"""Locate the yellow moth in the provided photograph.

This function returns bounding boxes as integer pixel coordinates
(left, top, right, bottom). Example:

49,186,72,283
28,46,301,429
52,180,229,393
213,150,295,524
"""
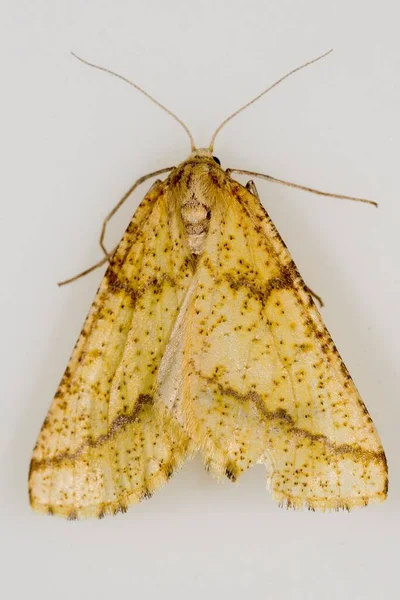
29,51,387,519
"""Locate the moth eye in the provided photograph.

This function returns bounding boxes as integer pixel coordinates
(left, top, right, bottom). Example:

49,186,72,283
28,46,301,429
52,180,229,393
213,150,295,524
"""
212,156,221,166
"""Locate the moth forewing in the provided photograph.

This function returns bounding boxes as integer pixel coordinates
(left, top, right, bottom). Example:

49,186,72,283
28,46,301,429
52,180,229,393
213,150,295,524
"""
29,178,195,518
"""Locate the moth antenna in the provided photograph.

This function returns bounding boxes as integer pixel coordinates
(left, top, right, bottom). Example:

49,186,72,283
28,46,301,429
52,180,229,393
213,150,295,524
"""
208,49,333,152
71,52,196,151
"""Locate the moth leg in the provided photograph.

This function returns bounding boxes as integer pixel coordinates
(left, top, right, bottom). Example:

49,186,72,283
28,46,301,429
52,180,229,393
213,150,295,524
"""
57,245,118,286
246,179,260,200
148,179,163,193
58,170,173,286
304,285,324,308
99,167,174,258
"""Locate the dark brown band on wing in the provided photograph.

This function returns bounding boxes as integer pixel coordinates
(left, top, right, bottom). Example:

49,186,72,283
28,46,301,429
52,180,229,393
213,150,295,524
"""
30,394,153,471
200,376,386,465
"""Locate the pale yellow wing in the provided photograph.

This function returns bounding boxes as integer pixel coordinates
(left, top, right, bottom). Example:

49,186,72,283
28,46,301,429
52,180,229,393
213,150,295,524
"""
29,180,194,519
158,176,387,510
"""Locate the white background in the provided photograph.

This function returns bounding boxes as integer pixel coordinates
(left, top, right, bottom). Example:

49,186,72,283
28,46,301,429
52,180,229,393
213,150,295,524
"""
1,1,399,599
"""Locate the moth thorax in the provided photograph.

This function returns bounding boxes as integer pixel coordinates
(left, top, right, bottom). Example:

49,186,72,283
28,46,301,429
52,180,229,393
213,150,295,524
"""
181,198,211,254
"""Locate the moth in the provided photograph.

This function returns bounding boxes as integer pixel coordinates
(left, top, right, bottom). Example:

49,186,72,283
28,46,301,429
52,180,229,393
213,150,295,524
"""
29,51,388,519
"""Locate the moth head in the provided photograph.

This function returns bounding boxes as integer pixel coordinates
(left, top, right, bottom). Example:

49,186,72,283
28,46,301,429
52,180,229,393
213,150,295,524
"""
190,147,222,167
